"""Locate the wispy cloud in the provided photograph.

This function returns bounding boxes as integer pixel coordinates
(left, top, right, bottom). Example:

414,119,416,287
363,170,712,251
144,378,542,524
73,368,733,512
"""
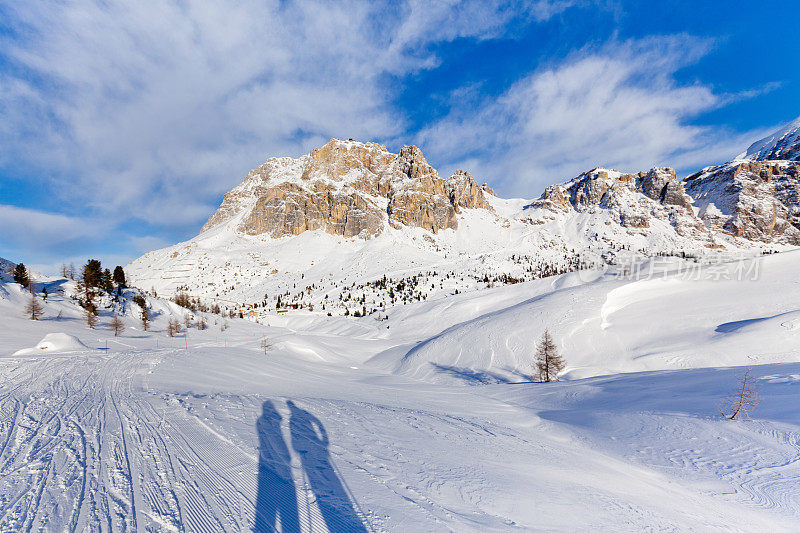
0,0,573,235
0,205,101,248
417,36,778,197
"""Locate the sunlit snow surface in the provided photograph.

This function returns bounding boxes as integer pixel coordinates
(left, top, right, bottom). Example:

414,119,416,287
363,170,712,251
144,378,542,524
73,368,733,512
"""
0,252,800,530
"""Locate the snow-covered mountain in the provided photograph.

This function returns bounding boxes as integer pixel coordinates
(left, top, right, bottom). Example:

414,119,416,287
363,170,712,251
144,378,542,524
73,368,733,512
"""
0,257,14,281
128,137,797,316
740,115,800,162
686,159,800,245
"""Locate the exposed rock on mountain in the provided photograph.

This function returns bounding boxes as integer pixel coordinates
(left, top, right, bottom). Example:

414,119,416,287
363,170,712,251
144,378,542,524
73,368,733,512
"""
528,166,714,243
129,129,800,318
741,116,800,162
685,160,800,245
201,139,492,238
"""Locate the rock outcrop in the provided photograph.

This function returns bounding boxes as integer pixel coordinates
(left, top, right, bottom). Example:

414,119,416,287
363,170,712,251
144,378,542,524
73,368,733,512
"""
528,166,710,239
685,160,800,245
202,139,493,238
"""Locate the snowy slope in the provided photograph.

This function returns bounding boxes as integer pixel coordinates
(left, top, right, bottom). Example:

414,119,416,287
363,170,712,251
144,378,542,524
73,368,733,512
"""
372,251,800,383
740,115,800,161
0,256,14,281
4,252,800,529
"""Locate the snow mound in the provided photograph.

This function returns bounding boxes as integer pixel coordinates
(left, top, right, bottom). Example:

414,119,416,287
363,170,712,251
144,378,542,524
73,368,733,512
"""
13,333,89,356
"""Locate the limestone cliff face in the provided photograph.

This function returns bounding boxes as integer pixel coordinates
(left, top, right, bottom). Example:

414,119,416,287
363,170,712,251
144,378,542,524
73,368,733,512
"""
201,139,493,238
685,160,800,245
528,166,713,242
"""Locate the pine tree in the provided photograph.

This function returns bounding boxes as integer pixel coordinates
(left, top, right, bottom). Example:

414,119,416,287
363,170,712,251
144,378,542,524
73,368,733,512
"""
25,295,44,320
13,263,29,287
101,268,114,293
109,314,125,336
82,259,103,288
112,266,126,287
141,306,150,331
534,329,565,382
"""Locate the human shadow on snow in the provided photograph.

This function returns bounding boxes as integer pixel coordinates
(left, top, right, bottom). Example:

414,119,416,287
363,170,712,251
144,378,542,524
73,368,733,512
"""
254,401,300,532
254,400,367,532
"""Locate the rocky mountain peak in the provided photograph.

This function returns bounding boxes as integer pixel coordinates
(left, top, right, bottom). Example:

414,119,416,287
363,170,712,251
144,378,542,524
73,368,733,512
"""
398,144,436,180
685,159,800,245
200,139,493,239
528,165,711,243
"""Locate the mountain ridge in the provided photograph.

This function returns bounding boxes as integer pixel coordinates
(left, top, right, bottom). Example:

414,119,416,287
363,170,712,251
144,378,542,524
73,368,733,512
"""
128,120,800,316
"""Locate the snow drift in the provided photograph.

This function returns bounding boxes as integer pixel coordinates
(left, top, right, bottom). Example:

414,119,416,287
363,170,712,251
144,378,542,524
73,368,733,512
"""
13,333,88,356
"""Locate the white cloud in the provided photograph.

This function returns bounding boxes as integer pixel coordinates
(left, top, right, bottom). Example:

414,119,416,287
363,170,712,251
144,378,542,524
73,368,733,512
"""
417,36,776,197
0,0,571,234
0,205,101,248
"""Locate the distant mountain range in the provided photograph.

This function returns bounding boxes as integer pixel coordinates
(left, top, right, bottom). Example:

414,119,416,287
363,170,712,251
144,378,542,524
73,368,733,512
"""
128,117,800,316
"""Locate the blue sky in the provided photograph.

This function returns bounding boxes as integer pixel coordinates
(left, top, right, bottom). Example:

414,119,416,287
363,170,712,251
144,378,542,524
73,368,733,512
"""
0,0,798,272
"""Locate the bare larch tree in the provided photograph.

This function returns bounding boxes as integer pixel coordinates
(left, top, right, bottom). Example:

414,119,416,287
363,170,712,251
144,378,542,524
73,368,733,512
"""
25,295,44,320
84,307,98,329
167,317,181,337
260,337,272,355
534,329,565,382
721,367,759,420
109,314,125,336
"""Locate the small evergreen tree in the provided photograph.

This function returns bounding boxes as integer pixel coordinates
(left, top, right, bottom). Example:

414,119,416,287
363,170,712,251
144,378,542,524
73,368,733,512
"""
13,263,29,287
533,329,565,382
132,292,147,309
101,268,114,293
141,306,150,331
112,266,126,287
25,295,44,320
82,259,103,288
110,314,125,336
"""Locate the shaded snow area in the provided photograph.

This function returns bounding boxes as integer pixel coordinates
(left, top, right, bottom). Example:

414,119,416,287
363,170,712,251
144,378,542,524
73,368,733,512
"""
1,252,800,530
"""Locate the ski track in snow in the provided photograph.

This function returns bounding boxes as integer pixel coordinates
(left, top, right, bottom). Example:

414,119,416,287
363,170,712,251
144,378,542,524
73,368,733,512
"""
4,252,800,530
0,349,259,531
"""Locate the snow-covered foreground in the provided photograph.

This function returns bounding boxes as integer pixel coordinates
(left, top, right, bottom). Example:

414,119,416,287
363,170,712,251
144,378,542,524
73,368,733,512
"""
1,252,800,530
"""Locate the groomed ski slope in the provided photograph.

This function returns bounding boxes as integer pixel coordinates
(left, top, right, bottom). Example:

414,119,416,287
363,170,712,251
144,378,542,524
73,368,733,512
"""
0,252,800,530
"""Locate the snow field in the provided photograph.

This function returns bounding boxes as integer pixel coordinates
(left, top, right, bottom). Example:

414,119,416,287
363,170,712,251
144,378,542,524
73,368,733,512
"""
0,252,800,529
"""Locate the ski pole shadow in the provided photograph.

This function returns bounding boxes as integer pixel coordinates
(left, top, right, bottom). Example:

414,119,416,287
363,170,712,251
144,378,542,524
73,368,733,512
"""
287,400,368,532
255,401,300,533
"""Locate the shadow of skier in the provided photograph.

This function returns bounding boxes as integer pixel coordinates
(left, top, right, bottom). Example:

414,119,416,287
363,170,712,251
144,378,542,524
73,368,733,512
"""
254,401,300,532
287,400,368,532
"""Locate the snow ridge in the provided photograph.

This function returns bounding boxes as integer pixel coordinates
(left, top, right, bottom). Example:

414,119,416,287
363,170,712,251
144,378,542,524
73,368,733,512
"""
741,115,800,162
